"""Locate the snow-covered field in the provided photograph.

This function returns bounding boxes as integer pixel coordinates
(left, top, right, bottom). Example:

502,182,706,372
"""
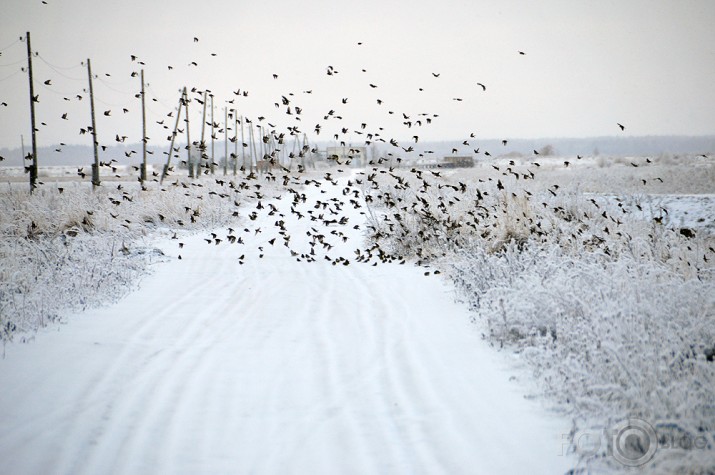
1,155,714,474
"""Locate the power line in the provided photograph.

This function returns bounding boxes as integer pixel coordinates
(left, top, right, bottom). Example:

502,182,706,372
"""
0,68,22,83
37,82,85,98
0,38,22,53
34,53,85,81
0,58,26,68
146,83,175,110
35,52,83,71
94,96,134,108
94,76,137,95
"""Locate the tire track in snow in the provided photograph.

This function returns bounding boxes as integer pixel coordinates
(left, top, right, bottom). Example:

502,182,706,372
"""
64,250,243,475
6,248,227,475
0,174,577,475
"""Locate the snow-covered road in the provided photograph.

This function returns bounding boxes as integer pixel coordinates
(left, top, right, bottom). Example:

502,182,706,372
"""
0,173,576,474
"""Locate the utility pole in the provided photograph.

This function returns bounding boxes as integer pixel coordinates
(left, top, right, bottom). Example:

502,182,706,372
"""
20,135,26,166
87,58,100,189
258,125,265,174
140,69,147,183
303,133,310,169
223,106,228,176
239,115,246,174
210,94,215,175
249,122,258,175
199,91,207,178
160,87,186,184
233,112,238,176
185,89,192,178
25,32,38,193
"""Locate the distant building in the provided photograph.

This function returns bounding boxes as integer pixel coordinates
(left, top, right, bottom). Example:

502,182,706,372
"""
325,146,367,166
442,156,474,168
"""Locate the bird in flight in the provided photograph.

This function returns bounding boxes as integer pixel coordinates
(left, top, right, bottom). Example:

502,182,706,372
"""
617,123,625,131
477,83,486,91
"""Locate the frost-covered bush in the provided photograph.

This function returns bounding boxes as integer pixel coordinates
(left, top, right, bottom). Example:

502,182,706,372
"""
0,172,288,348
364,168,715,473
0,232,158,350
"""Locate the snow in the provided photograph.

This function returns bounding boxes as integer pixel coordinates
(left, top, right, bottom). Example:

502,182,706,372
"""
362,165,715,473
0,172,577,475
3,153,714,474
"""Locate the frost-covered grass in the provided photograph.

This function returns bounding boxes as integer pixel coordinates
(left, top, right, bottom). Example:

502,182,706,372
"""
362,161,715,473
2,157,713,472
0,173,288,351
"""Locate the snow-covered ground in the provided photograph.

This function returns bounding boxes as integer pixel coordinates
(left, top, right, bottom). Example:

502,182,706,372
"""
361,164,715,473
2,155,714,474
0,172,577,474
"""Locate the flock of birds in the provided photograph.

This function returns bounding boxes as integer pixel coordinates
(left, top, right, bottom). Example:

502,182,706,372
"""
1,31,634,168
3,30,713,272
164,167,456,272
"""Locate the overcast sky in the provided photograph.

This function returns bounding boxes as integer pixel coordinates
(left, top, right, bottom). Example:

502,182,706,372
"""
1,0,714,150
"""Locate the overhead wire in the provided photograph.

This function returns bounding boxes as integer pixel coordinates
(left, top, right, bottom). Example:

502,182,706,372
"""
0,37,22,53
94,75,138,96
35,52,83,70
0,68,23,83
0,58,27,68
35,53,85,81
146,83,176,110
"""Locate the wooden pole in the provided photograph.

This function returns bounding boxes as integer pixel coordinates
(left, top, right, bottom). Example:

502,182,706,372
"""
210,94,215,175
199,91,207,177
239,115,246,174
160,87,185,184
303,133,309,169
233,111,238,176
289,135,298,171
258,125,265,174
185,90,192,178
140,69,147,183
87,58,100,189
269,133,277,168
249,122,258,174
26,32,38,193
223,106,228,176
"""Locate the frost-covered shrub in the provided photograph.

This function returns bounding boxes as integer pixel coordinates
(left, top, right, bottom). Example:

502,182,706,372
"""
364,168,715,473
0,172,289,348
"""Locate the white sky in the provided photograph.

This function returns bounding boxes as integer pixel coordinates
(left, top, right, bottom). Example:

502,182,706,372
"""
1,0,714,149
